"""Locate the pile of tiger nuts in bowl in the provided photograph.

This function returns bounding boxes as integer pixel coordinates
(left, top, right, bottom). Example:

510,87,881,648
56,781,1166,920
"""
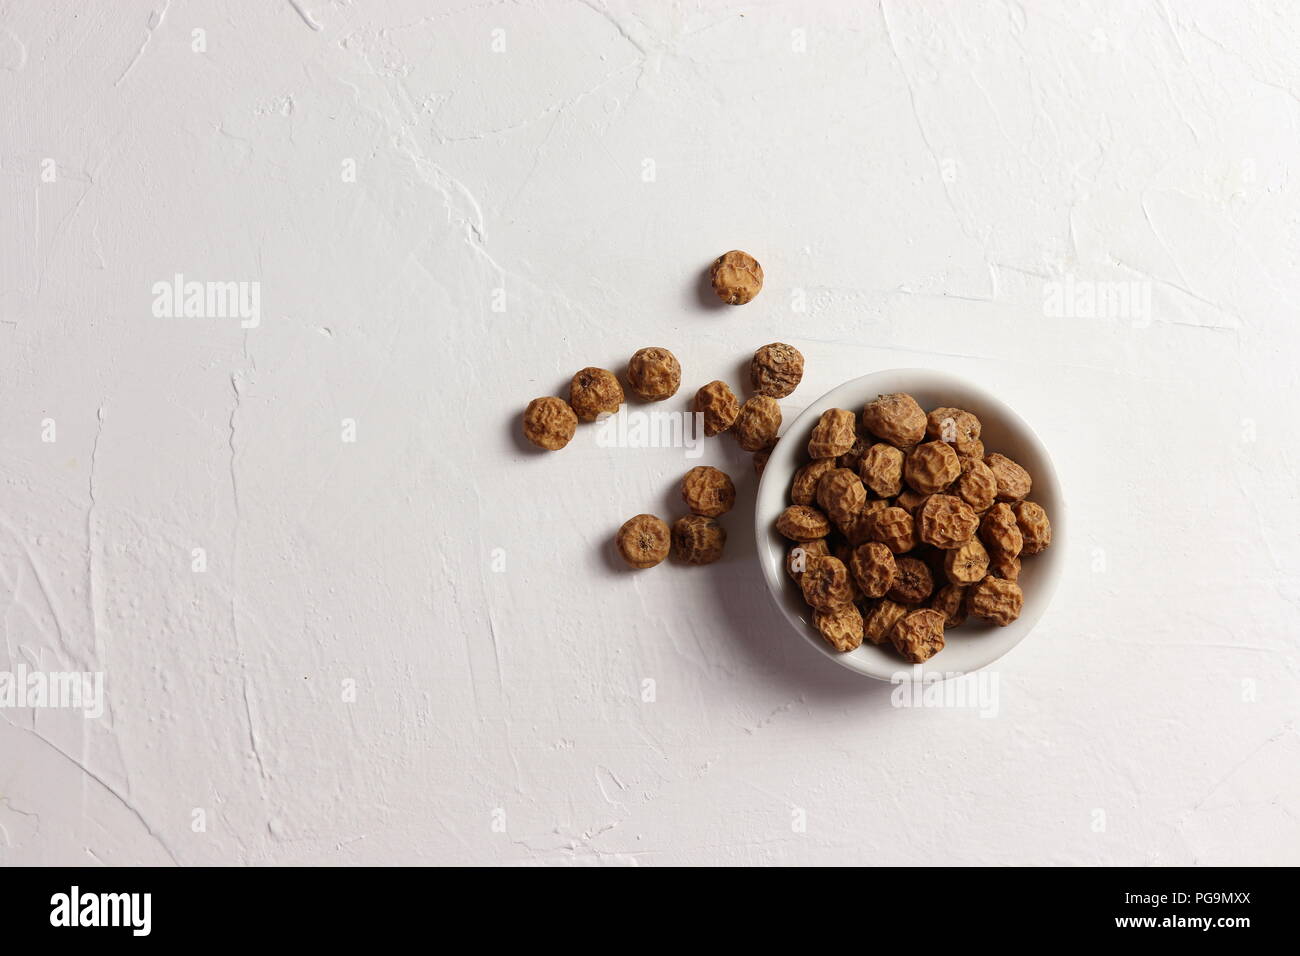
777,392,1052,664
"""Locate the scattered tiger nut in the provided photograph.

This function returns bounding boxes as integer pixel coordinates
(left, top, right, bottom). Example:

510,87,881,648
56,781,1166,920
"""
895,489,929,514
616,514,671,569
956,457,997,513
925,407,982,456
979,502,1023,557
815,468,867,527
862,393,926,447
837,434,870,472
786,539,830,582
887,556,934,605
681,466,735,517
869,506,918,554
944,537,990,585
672,515,726,565
776,505,831,541
522,396,578,450
863,598,909,645
860,443,904,498
1013,501,1052,555
850,542,897,599
750,343,804,398
990,552,1021,582
709,250,763,305
692,380,740,437
799,555,854,610
626,347,681,401
813,602,864,653
807,408,857,458
733,395,781,452
791,458,837,506
930,584,968,628
985,453,1032,501
904,440,961,495
969,575,1024,626
889,608,947,663
569,367,624,422
917,494,979,549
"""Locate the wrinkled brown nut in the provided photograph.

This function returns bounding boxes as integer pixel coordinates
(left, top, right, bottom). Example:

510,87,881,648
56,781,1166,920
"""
926,407,982,456
692,380,740,437
895,489,929,514
1013,501,1051,555
616,514,671,569
523,397,578,450
990,552,1021,581
904,440,961,495
626,347,681,401
969,575,1023,626
753,447,771,477
931,584,968,628
917,494,979,549
862,393,926,448
569,367,624,422
750,343,804,398
791,458,837,506
838,434,870,472
832,542,865,602
957,439,985,460
776,505,831,541
956,457,997,513
889,609,946,663
887,556,934,605
814,602,864,653
799,555,854,610
709,250,763,305
860,443,904,497
869,506,918,554
944,536,990,585
985,453,1032,501
733,396,781,452
979,502,1023,557
681,466,735,517
838,499,884,546
807,408,857,458
850,542,897,599
815,468,867,526
863,598,909,645
786,539,829,581
672,515,726,565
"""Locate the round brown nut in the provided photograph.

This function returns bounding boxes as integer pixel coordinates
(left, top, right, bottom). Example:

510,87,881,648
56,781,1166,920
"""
681,466,735,517
1013,501,1052,555
799,555,853,610
895,489,929,514
786,539,830,582
862,393,926,448
944,536,990,585
709,250,763,305
969,575,1024,626
692,380,740,437
815,468,867,527
957,439,985,460
837,501,883,547
750,343,804,398
832,542,865,603
849,542,897,599
863,598,908,645
626,347,680,401
616,514,671,569
859,443,904,497
904,440,961,495
813,602,864,653
869,506,918,554
985,453,1032,501
979,502,1023,557
890,608,946,663
956,457,997,513
752,448,771,477
776,505,831,541
930,584,968,628
672,515,726,565
791,458,836,506
733,395,781,452
838,434,870,472
917,494,979,549
522,397,578,450
569,367,624,422
887,556,934,605
990,551,1021,581
807,408,857,459
925,407,982,456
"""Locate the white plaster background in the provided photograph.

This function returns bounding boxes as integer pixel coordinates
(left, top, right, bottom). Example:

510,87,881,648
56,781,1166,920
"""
1,0,1298,866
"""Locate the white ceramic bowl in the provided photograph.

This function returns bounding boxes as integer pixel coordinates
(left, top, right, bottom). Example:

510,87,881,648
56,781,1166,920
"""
754,369,1066,681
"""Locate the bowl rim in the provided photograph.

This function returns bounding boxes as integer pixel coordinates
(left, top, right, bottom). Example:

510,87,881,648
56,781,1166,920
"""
753,368,1066,682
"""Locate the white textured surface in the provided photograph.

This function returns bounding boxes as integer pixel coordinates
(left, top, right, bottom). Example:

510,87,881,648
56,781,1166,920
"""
2,0,1298,866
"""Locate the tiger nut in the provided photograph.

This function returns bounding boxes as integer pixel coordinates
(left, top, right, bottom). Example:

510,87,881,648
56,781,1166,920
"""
672,515,726,565
904,440,961,495
733,396,781,452
889,608,946,663
750,343,804,398
753,447,771,477
985,453,1032,501
616,514,671,569
849,542,897,599
887,556,934,605
895,489,929,514
944,537,990,585
869,506,918,554
863,599,909,645
799,555,854,610
807,408,857,458
956,457,997,513
681,466,735,517
925,406,982,456
522,396,578,450
838,434,870,473
969,575,1024,626
791,458,836,506
862,393,926,448
569,367,624,422
1013,501,1052,555
832,542,865,603
930,584,968,628
859,442,904,497
693,380,740,437
837,502,880,546
979,503,1023,557
957,439,985,460
815,468,867,527
776,505,831,541
990,552,1021,582
709,250,763,305
813,602,864,653
786,539,830,582
917,494,979,549
626,347,681,401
